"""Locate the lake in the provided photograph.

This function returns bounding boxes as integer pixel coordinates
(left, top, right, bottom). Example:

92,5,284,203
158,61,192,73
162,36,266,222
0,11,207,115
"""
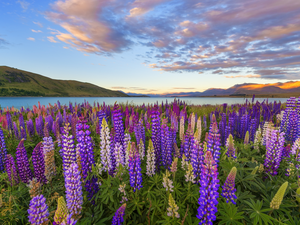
0,96,288,109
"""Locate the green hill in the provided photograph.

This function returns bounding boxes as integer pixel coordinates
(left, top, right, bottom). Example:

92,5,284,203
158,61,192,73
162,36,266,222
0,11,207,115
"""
0,66,128,97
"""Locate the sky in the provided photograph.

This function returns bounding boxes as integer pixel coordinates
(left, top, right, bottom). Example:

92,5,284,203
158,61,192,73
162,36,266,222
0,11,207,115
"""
1,0,300,94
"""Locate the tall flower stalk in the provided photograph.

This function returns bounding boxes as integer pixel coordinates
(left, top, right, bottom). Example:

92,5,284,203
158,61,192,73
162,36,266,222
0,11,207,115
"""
32,142,47,184
128,142,143,192
28,195,49,225
221,167,237,204
15,139,33,183
62,123,76,174
100,118,112,173
5,154,19,186
197,151,219,224
146,140,156,176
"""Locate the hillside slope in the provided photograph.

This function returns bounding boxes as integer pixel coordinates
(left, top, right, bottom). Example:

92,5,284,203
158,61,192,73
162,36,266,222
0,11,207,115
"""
0,66,128,97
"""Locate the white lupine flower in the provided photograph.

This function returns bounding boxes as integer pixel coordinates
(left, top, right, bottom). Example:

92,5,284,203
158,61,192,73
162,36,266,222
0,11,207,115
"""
146,140,156,176
100,118,112,172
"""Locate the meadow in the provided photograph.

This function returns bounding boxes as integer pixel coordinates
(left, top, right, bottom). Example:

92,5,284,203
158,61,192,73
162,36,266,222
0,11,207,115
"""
0,98,299,225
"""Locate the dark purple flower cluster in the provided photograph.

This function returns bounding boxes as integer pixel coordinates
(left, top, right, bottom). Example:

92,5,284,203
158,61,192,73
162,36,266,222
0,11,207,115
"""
128,142,143,192
151,106,161,169
13,122,19,139
161,121,172,168
197,151,219,224
35,115,44,137
5,154,19,186
16,139,33,183
28,194,49,225
0,127,8,172
76,117,98,201
184,128,195,162
26,119,35,137
112,103,125,148
207,122,221,164
264,130,285,176
191,140,204,181
32,142,47,184
19,114,27,140
6,112,13,133
112,203,126,225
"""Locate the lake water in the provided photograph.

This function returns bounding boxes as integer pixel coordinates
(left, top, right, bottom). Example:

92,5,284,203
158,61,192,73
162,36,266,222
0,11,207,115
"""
0,97,288,109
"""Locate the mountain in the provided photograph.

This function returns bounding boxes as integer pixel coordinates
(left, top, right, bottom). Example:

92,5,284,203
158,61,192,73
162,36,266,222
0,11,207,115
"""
0,66,128,97
126,81,300,97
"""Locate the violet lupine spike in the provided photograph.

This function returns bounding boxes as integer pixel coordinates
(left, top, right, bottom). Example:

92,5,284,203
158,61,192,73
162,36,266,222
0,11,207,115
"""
128,142,143,192
19,114,27,140
151,106,161,169
184,129,195,162
197,151,219,224
65,163,83,218
6,112,13,133
112,103,125,149
5,154,19,186
28,194,49,225
97,109,106,135
264,130,285,176
13,122,19,139
191,140,204,182
16,139,33,183
221,167,237,204
32,142,47,184
161,121,172,168
112,203,126,225
26,119,35,137
0,127,8,172
207,122,221,164
62,123,76,174
113,142,125,172
76,117,99,201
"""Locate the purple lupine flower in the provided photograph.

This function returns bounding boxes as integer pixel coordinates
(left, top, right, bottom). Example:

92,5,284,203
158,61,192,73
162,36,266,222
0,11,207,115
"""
112,203,126,225
97,110,106,135
61,214,77,225
197,151,219,224
28,194,49,225
221,167,237,204
161,121,172,168
76,117,98,201
19,114,27,140
26,119,35,137
32,142,47,184
13,122,19,139
62,123,76,174
0,127,8,172
5,154,19,186
191,140,204,182
151,106,161,169
113,142,125,172
65,163,83,218
207,122,221,164
16,139,33,183
184,127,195,162
6,112,13,133
128,142,143,192
112,103,125,149
264,130,285,176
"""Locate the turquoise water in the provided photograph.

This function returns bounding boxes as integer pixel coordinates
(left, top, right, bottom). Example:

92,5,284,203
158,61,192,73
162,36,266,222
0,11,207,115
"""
0,96,288,109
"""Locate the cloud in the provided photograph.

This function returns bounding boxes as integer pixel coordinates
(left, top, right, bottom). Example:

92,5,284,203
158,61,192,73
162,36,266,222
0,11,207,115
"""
33,21,43,27
225,74,261,78
27,37,35,41
0,37,9,49
173,87,196,89
31,29,42,33
63,46,69,49
17,0,29,11
44,0,300,79
47,36,58,43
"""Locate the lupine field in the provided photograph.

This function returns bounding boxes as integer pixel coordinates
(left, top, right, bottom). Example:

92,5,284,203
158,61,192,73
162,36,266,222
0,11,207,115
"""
1,97,300,225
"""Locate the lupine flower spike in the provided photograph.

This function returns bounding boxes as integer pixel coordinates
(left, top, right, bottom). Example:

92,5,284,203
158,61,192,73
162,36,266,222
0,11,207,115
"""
112,203,126,225
162,169,174,192
28,194,49,225
5,154,19,186
221,167,237,204
270,181,288,209
28,178,42,198
146,140,155,177
167,193,180,218
65,163,83,218
54,196,68,225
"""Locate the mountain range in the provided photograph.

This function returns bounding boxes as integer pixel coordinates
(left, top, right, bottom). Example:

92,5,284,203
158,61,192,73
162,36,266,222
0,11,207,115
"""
126,81,300,97
0,66,128,97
